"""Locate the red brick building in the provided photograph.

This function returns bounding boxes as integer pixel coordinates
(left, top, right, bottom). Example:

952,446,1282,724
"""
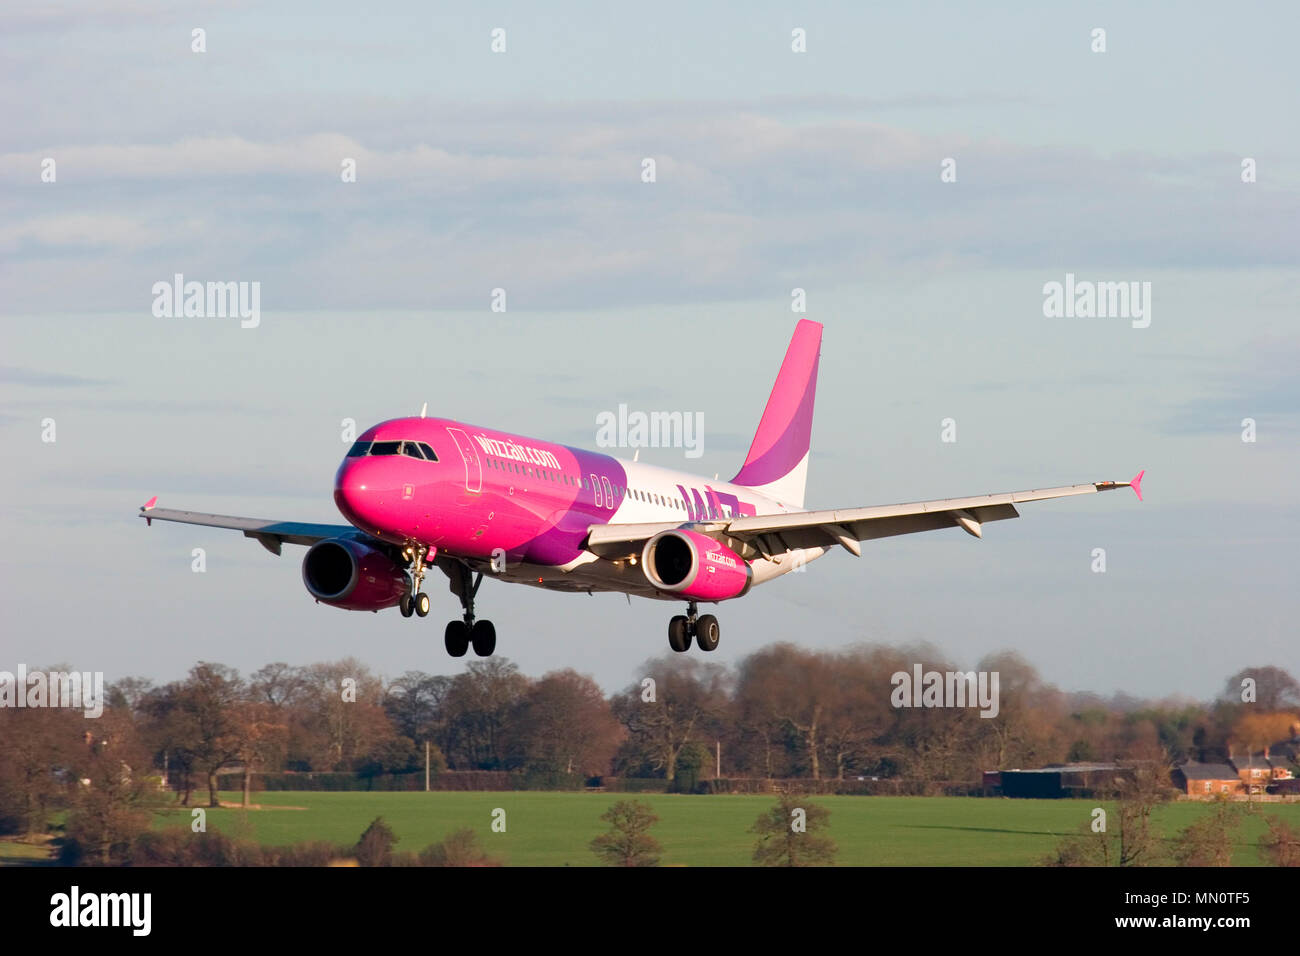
1172,762,1242,797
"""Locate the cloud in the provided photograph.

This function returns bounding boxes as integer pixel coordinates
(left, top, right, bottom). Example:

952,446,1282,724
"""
2,102,1296,315
0,214,158,251
0,365,112,387
0,0,214,33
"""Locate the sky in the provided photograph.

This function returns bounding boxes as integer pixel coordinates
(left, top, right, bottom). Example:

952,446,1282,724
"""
1,1,1296,701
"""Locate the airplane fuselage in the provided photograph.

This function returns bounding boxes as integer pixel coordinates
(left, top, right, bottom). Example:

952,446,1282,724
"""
334,416,809,596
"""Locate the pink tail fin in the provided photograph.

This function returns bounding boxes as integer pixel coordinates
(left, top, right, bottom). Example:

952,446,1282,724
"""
1130,469,1144,501
730,319,822,508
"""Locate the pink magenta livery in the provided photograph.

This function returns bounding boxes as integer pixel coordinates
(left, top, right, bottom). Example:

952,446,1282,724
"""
139,320,1143,657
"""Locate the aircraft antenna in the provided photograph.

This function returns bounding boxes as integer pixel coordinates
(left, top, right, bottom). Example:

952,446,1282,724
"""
420,402,427,418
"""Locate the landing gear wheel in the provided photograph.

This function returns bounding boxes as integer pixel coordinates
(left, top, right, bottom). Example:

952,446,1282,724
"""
442,561,493,656
471,620,496,657
414,592,431,617
668,615,691,652
444,620,469,657
399,594,414,618
694,614,720,651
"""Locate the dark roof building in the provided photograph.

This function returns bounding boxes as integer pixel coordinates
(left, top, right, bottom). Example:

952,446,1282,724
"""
1178,762,1239,780
998,763,1131,798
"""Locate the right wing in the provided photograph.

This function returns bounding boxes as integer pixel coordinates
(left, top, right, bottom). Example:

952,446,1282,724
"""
138,497,357,556
586,472,1144,560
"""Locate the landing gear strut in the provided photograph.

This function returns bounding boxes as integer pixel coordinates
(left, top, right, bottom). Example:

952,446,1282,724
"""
668,601,720,653
401,546,432,618
444,561,496,658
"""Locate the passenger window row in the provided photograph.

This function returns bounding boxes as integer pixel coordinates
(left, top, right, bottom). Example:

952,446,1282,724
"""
478,457,705,515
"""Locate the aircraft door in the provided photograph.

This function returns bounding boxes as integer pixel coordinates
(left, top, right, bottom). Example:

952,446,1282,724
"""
445,427,483,493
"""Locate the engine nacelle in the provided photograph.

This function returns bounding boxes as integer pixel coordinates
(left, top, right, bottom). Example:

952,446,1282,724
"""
641,529,752,602
302,537,409,611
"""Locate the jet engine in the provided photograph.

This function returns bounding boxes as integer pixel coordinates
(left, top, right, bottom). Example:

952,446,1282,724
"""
302,537,410,611
640,529,752,601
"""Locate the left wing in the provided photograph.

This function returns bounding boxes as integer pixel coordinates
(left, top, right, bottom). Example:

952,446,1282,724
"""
138,497,357,556
585,471,1144,561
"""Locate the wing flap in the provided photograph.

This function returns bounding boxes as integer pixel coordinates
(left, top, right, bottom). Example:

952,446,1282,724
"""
724,481,1107,535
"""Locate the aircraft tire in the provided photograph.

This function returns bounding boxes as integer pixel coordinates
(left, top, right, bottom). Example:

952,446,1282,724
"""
445,620,470,657
668,615,691,652
471,620,496,657
694,615,720,651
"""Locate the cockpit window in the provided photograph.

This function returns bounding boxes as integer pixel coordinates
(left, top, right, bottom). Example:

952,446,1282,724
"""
361,439,438,461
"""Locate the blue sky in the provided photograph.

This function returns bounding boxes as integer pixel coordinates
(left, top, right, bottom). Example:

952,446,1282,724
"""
1,1,1296,699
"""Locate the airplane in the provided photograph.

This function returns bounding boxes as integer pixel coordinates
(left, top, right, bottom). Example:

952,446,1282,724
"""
138,319,1143,657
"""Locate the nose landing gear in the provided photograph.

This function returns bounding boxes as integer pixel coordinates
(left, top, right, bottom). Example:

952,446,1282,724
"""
668,601,720,653
399,546,434,618
400,592,432,617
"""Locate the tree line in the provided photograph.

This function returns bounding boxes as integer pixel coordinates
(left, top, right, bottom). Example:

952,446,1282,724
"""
3,644,1298,835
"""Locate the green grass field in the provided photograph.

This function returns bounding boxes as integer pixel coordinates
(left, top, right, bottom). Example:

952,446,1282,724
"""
131,792,1300,866
0,840,56,866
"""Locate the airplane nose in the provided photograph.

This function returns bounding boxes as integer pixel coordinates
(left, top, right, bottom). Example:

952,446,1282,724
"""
334,460,372,525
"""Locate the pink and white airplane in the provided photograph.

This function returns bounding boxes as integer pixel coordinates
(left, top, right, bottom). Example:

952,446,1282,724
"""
139,320,1142,657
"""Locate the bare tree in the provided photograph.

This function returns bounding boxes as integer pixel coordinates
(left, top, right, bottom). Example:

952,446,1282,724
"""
1172,799,1240,867
141,663,244,806
439,659,530,769
510,669,623,776
0,706,82,837
735,645,834,779
1221,666,1300,711
612,657,725,781
231,701,288,807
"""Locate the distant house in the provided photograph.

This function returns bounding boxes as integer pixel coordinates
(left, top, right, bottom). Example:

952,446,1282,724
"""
1267,730,1300,769
1232,752,1273,794
1263,738,1298,781
1173,762,1242,797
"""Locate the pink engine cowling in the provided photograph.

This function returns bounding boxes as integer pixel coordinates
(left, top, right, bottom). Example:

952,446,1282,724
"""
301,537,410,611
641,529,752,601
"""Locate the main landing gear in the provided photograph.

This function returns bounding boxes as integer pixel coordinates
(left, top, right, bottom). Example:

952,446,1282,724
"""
668,601,719,653
443,561,495,658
